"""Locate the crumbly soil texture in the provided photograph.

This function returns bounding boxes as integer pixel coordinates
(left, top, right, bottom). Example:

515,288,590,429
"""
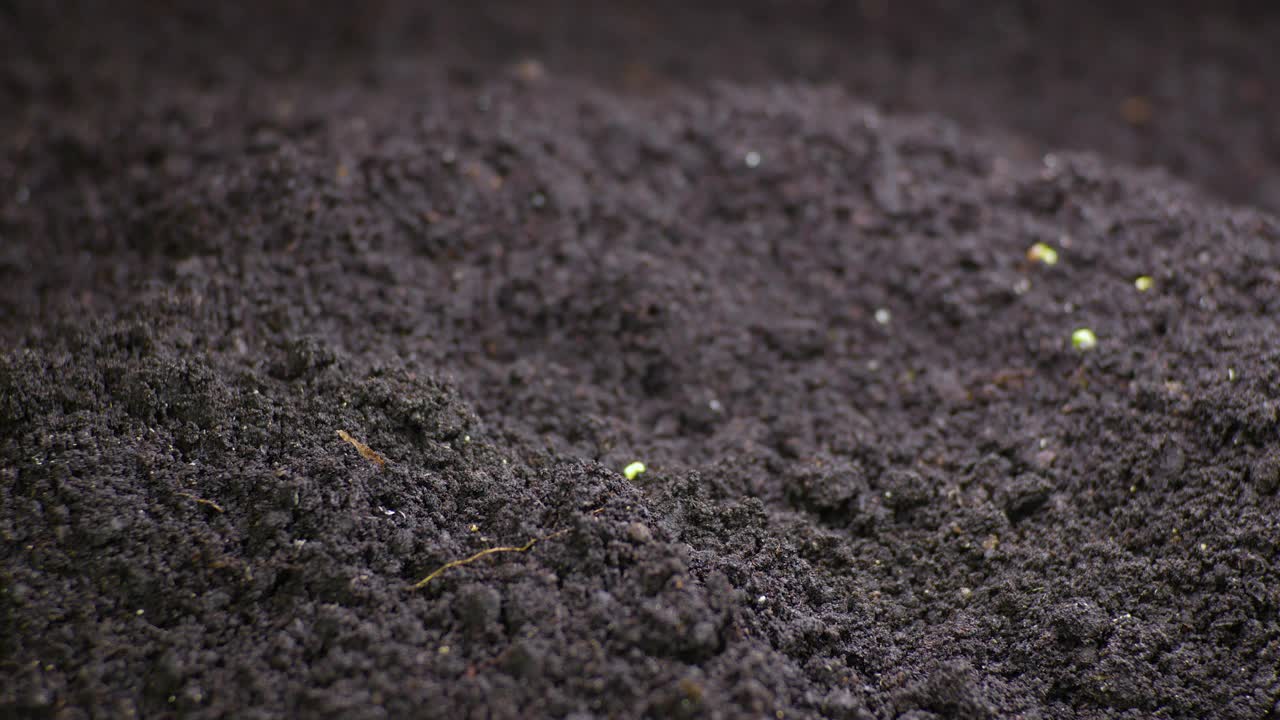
3,2,1280,719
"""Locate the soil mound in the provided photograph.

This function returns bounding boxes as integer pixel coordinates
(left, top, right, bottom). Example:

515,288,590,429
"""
3,3,1279,718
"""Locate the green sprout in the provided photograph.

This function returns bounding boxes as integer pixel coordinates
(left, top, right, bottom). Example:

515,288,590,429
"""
1027,242,1059,266
1071,328,1098,351
623,461,646,480
1134,276,1153,292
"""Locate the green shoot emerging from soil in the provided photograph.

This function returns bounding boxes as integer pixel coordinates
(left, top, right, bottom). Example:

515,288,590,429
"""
1027,242,1059,266
1071,328,1098,351
624,461,646,480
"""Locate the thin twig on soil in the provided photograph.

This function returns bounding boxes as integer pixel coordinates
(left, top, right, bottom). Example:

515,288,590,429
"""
176,492,225,513
337,429,387,468
409,529,570,590
410,508,607,590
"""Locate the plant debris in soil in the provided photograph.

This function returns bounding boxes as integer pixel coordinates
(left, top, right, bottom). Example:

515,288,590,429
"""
3,2,1280,719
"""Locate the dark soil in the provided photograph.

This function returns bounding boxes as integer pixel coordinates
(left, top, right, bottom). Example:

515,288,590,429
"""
3,2,1280,718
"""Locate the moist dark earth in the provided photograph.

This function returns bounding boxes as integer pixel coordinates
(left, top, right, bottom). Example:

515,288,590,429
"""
3,2,1280,718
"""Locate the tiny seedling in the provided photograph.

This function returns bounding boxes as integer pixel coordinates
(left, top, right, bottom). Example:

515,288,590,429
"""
1071,328,1098,351
623,461,646,480
1026,242,1059,266
1134,276,1153,291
